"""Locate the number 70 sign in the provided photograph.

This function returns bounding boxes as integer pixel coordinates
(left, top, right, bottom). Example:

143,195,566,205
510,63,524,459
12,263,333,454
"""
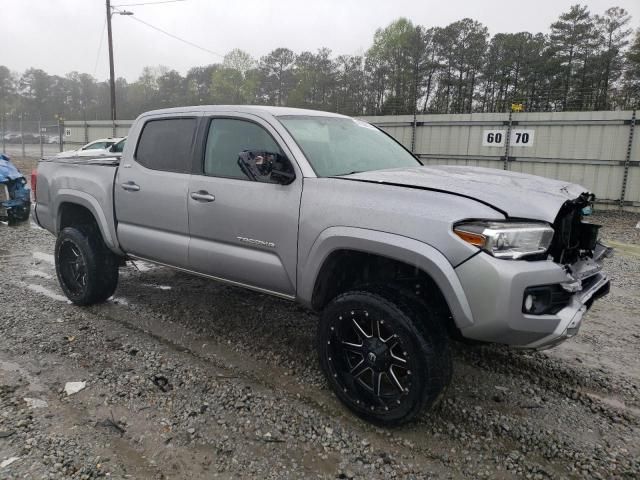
482,129,535,147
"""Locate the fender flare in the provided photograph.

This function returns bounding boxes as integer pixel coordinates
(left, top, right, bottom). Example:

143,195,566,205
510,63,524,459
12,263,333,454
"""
298,226,474,328
54,189,123,255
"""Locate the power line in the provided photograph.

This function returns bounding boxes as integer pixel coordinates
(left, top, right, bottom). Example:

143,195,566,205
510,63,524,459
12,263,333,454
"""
122,13,225,58
112,0,186,6
93,16,108,77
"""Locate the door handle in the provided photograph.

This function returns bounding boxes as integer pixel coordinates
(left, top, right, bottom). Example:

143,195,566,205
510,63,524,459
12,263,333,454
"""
121,181,140,192
190,190,215,202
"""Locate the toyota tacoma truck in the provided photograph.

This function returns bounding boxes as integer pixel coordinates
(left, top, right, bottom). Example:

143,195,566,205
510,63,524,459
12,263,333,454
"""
33,106,612,425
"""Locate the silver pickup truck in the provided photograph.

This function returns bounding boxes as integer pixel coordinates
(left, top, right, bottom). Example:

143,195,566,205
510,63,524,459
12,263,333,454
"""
33,106,611,425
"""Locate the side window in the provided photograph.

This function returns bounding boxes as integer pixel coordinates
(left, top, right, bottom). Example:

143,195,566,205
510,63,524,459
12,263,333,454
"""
112,139,126,153
84,142,107,150
204,118,291,183
136,118,196,173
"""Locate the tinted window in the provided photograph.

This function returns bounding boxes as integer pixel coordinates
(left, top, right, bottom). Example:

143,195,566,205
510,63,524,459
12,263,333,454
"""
112,139,126,153
84,141,109,150
136,118,196,172
204,118,283,180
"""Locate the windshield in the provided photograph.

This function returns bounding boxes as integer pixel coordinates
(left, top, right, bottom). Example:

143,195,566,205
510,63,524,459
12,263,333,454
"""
112,138,126,153
278,116,420,177
83,141,113,150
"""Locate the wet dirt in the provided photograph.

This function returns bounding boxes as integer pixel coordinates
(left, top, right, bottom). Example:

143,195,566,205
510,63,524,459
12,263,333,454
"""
0,212,638,479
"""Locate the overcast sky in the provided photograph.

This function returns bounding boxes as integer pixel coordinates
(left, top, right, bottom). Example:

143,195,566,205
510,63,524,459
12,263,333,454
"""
2,0,639,81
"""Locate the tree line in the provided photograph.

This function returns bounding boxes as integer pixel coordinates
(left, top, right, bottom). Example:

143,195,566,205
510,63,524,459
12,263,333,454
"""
1,4,640,123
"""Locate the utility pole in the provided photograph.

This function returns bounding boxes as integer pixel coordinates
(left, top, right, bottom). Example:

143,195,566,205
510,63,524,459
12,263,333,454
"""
106,0,117,131
20,114,25,158
1,111,5,154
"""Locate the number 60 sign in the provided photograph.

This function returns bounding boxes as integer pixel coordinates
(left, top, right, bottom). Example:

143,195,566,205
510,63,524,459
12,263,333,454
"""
482,129,535,147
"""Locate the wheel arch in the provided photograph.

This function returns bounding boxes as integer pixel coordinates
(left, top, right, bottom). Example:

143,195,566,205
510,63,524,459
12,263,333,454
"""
298,227,474,329
54,190,122,255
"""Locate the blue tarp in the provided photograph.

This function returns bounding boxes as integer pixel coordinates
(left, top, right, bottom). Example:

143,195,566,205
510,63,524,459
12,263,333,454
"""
0,154,25,181
0,154,31,222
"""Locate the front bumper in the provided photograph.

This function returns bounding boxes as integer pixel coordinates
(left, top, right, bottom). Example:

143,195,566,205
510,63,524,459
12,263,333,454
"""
455,244,611,349
521,273,609,349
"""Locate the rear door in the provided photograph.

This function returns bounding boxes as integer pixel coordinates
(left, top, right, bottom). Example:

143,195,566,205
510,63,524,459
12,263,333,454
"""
187,114,302,297
115,116,198,268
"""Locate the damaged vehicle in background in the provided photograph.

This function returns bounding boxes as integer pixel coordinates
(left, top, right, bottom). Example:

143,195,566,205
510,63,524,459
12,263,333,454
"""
33,106,612,425
0,154,31,225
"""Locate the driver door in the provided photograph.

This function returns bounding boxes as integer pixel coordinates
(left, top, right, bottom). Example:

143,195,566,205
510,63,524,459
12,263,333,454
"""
187,115,302,297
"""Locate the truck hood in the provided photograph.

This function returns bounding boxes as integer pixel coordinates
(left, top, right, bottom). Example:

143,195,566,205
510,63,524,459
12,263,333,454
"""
346,165,588,222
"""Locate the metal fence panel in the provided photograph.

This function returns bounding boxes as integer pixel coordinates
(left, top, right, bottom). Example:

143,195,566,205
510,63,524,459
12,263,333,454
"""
626,165,640,207
362,110,639,212
511,111,630,162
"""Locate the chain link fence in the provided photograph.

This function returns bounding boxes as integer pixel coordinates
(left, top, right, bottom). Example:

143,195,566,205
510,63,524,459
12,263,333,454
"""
1,116,63,159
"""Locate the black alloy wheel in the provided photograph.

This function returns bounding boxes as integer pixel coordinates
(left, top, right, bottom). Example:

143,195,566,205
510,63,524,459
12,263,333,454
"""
58,239,88,295
55,225,119,305
318,289,451,426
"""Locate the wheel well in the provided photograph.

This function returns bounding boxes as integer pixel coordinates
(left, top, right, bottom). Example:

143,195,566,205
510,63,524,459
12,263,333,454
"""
58,202,98,232
311,250,452,318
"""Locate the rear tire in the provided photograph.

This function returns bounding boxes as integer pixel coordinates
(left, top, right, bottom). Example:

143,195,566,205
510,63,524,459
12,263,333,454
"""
55,225,119,305
317,288,451,426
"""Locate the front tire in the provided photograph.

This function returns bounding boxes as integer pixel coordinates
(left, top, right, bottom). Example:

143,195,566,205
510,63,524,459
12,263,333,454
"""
317,289,451,426
55,225,119,305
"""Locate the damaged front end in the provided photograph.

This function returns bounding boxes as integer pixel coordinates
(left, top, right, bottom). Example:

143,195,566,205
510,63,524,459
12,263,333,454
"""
521,192,612,349
549,192,613,289
548,192,611,265
0,154,31,225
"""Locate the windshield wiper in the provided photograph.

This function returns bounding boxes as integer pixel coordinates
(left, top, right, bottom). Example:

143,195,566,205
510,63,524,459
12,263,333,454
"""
335,171,362,176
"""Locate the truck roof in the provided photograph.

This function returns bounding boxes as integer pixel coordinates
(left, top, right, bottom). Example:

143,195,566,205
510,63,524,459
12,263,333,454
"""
137,105,350,120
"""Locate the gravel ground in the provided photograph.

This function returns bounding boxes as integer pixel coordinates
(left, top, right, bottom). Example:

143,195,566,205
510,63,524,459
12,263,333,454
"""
0,211,638,479
592,210,640,245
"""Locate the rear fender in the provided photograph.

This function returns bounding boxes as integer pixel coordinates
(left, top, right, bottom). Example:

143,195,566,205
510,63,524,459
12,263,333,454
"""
54,190,123,255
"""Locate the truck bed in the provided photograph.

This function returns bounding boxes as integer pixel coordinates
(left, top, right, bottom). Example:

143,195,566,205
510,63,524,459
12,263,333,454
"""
34,155,122,253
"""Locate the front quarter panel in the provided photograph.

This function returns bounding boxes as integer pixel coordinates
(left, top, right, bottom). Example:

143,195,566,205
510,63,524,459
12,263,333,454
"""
297,178,507,327
298,178,504,268
298,226,475,327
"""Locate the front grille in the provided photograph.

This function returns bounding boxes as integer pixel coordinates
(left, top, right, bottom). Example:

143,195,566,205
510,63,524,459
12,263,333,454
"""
581,275,598,292
549,287,573,313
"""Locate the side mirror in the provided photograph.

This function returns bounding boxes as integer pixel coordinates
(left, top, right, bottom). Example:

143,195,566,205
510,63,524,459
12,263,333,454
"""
237,150,295,185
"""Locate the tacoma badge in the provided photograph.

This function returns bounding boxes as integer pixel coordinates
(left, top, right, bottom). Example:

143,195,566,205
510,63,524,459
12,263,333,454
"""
236,236,276,248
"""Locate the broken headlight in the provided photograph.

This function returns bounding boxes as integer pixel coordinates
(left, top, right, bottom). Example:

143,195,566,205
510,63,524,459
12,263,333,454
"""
454,221,554,260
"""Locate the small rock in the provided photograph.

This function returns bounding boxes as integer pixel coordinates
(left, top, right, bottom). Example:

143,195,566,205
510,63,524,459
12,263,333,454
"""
64,381,86,396
24,397,48,409
0,457,20,468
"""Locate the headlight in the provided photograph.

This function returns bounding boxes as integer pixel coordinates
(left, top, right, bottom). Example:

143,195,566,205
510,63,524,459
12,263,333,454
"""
454,221,554,260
